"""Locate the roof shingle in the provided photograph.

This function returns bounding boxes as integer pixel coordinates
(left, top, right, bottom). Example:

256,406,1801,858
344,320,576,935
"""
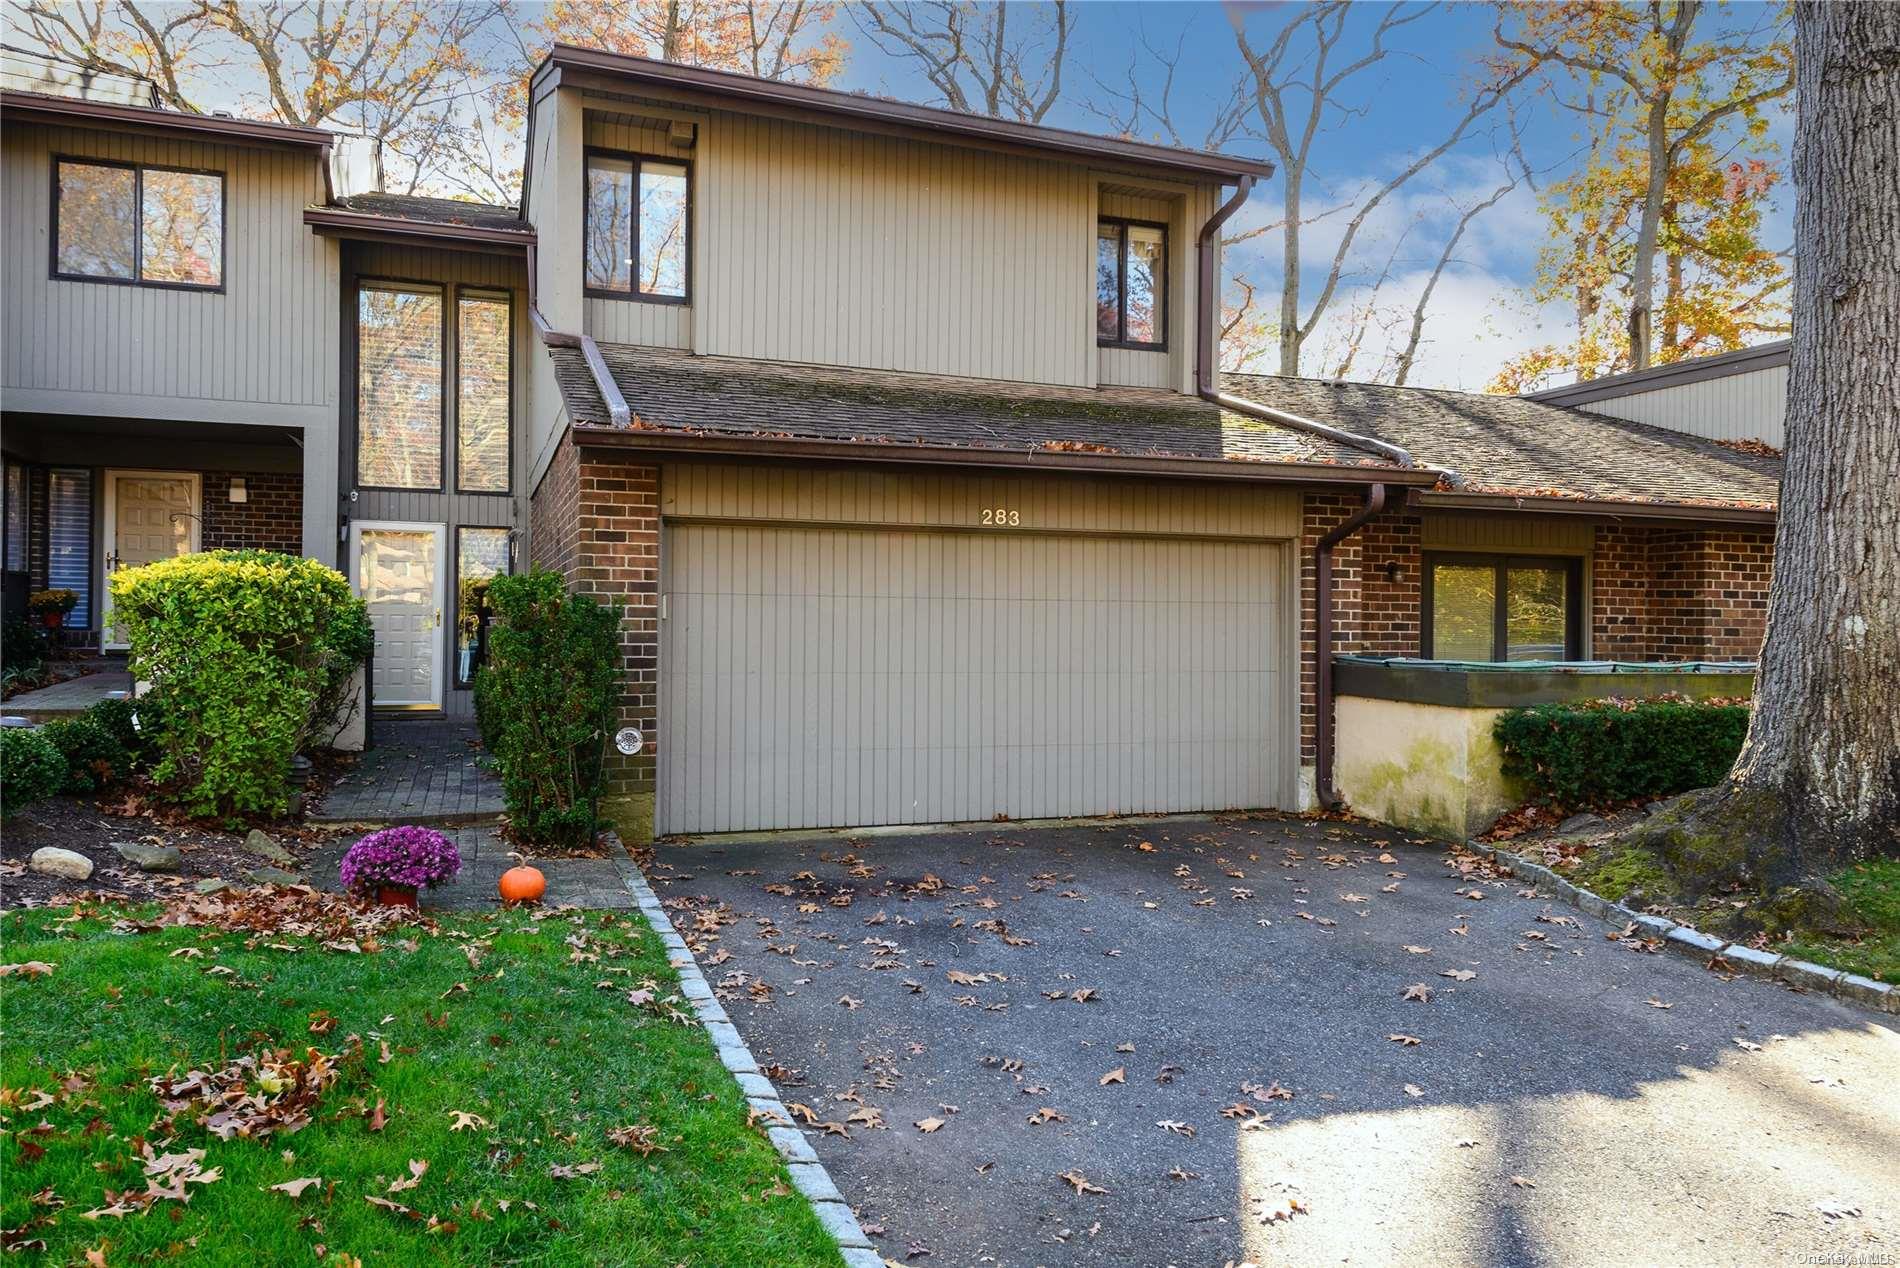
1224,372,1781,509
328,192,525,234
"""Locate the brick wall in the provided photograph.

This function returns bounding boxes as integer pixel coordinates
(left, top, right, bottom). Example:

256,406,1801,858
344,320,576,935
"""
200,471,301,553
529,438,659,800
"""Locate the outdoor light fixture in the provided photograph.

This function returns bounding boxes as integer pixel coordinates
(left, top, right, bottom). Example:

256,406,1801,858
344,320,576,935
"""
228,476,247,503
614,727,644,756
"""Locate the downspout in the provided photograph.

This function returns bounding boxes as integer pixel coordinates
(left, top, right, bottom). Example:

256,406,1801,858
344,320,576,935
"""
1314,483,1385,810
526,241,632,427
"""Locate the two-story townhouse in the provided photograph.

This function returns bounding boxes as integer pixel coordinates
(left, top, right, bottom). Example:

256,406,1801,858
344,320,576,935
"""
2,48,1784,842
511,47,1782,841
2,76,535,720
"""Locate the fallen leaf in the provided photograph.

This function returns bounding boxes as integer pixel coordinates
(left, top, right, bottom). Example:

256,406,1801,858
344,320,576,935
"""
548,1162,602,1180
1155,1120,1195,1137
914,1117,944,1134
1645,998,1674,1010
1510,1175,1536,1189
837,995,863,1010
1058,1169,1107,1196
447,1110,490,1132
1403,1083,1424,1098
1168,1167,1199,1181
387,1160,428,1194
1099,1067,1126,1086
267,1178,322,1199
1402,983,1434,1002
0,962,55,978
1402,945,1431,955
1733,1038,1763,1052
1387,1034,1421,1047
1440,969,1476,982
367,1098,388,1132
1026,1107,1066,1126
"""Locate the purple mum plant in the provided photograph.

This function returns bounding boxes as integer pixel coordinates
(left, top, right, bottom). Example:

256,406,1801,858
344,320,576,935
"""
339,826,462,895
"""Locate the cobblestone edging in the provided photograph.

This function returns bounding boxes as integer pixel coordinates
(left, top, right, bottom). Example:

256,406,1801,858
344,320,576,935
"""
604,836,883,1268
1465,840,1898,1016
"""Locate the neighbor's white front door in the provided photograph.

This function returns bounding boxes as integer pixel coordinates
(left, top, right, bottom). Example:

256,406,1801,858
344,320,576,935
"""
351,521,446,710
103,470,201,648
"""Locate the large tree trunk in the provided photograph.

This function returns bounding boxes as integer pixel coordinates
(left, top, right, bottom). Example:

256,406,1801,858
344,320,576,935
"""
1279,167,1303,376
1723,0,1900,867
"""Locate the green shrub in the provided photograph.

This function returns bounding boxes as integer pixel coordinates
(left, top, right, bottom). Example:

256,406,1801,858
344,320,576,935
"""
3,615,47,680
86,696,161,767
477,570,623,847
1,727,65,817
41,712,131,794
1494,695,1750,808
109,550,371,820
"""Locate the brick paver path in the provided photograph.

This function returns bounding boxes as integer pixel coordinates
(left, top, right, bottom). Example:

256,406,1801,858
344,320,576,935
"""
308,827,638,911
2,671,134,721
310,719,504,826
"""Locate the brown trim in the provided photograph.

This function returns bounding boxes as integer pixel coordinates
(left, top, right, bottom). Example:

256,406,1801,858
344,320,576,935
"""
581,147,692,304
2,90,333,151
1095,216,1168,352
1407,488,1776,525
1525,340,1791,407
51,155,227,292
538,46,1275,183
1420,551,1584,662
453,287,514,497
303,207,533,253
569,422,1433,486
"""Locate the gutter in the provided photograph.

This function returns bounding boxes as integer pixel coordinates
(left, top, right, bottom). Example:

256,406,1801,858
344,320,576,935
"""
1313,484,1387,810
1407,488,1777,526
568,422,1443,487
303,208,534,253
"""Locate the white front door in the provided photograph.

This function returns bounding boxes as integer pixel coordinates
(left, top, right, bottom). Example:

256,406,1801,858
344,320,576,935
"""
351,521,446,710
103,470,201,648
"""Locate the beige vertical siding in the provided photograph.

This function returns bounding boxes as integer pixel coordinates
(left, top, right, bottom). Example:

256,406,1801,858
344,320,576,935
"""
1,122,336,426
660,523,1293,833
662,462,1302,538
692,107,1097,385
1577,365,1787,447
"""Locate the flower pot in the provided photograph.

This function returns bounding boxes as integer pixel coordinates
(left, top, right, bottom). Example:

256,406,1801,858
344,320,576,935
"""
375,884,419,909
39,611,64,629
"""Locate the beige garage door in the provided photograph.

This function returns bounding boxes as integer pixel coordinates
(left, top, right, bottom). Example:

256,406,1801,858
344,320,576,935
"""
659,524,1293,834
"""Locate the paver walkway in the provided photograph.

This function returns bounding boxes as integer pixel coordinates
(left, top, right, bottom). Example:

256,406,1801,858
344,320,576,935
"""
652,814,1899,1268
310,719,504,826
2,671,133,721
309,827,637,910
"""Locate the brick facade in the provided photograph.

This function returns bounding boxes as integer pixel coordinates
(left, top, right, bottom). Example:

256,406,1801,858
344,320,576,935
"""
200,471,302,553
1299,493,1774,788
529,438,659,802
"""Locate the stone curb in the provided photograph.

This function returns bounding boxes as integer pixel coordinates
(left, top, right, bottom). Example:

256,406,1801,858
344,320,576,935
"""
603,834,879,1263
1463,839,1898,1016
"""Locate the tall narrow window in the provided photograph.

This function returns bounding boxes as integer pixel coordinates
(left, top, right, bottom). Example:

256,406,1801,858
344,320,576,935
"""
47,468,92,628
457,291,511,493
3,462,27,572
357,283,444,489
455,526,510,687
585,151,689,301
1095,218,1167,349
55,159,222,288
1423,554,1583,662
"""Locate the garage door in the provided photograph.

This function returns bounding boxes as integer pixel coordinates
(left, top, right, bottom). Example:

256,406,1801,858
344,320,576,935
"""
658,524,1293,834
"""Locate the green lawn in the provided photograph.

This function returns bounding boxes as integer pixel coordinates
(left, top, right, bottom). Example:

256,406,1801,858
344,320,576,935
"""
1783,859,1900,985
0,897,841,1266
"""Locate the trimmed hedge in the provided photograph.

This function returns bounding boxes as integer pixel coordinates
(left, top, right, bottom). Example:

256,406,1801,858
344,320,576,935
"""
109,550,371,820
475,570,623,847
0,728,65,818
1494,695,1750,808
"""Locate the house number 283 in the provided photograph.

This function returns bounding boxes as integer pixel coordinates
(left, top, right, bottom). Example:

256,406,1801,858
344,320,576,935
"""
980,508,1022,526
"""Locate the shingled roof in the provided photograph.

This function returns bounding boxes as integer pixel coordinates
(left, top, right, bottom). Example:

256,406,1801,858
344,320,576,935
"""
552,343,1384,468
546,341,1780,512
1224,372,1781,510
327,192,526,234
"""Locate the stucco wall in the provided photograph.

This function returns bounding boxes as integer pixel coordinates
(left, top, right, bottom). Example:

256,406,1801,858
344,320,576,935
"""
1334,695,1522,839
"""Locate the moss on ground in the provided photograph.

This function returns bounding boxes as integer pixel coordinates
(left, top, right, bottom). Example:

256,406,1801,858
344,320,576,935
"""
1574,843,1676,904
1781,860,1900,983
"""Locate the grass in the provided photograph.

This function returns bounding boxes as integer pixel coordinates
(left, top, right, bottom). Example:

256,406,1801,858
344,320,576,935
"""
0,899,841,1266
1782,859,1900,985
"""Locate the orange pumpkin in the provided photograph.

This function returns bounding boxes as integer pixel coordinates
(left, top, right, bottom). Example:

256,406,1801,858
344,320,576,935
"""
499,865,546,905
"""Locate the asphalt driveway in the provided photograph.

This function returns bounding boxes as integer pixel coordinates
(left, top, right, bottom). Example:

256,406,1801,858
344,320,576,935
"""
650,815,1899,1267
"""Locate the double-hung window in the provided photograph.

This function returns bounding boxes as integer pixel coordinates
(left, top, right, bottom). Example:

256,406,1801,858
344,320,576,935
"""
1423,553,1583,662
54,158,223,289
1096,217,1166,348
584,151,689,301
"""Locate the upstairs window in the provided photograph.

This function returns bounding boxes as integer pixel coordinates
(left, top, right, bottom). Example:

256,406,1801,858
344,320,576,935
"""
357,282,445,490
584,151,689,302
456,291,512,493
1096,217,1166,349
54,158,223,289
1423,553,1583,662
